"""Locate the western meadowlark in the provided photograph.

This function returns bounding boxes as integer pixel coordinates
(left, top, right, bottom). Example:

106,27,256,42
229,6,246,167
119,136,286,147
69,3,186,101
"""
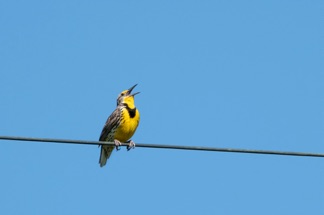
99,84,140,167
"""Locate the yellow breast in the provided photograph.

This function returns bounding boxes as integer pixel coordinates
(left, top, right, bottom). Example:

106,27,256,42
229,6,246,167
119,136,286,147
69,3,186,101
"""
114,108,140,142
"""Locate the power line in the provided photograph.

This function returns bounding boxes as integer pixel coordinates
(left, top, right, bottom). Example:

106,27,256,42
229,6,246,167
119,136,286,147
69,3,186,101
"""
0,135,323,158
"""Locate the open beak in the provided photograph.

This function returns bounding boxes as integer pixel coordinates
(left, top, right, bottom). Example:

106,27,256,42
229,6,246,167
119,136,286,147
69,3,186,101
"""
127,84,140,96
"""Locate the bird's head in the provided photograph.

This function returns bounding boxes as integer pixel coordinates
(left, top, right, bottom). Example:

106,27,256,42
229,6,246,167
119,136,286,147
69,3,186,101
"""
117,84,140,108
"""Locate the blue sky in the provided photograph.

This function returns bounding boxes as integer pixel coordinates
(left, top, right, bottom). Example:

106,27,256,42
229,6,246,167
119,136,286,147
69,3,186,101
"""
0,0,323,214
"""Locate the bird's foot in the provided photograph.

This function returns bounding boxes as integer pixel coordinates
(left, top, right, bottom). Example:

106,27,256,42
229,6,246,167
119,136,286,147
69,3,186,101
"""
114,139,122,151
127,140,136,151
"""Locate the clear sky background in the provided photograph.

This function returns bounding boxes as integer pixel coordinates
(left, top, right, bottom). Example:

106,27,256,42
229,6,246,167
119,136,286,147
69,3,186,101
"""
0,1,323,214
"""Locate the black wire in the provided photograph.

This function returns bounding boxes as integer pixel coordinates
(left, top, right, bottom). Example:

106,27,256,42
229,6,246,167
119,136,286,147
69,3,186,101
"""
0,135,323,158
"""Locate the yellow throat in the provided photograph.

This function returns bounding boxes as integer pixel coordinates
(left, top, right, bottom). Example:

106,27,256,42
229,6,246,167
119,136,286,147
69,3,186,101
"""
114,93,140,142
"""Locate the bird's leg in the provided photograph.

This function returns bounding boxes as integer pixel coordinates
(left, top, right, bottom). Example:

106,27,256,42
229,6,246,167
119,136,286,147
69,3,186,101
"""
126,140,136,151
114,139,122,151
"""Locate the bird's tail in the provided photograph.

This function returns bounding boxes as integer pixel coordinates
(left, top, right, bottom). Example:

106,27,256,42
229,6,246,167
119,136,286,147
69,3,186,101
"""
99,145,114,167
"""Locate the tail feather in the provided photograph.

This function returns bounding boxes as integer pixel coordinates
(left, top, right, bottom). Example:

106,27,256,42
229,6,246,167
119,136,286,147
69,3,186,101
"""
99,145,114,167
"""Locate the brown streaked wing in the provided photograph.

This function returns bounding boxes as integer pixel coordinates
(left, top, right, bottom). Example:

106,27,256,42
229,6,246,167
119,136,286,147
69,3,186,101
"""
99,108,121,141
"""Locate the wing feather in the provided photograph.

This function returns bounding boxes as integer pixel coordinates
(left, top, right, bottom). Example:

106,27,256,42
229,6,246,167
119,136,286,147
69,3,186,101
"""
99,108,121,141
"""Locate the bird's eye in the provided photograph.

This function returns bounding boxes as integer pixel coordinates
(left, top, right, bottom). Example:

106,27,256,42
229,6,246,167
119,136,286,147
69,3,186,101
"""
121,93,125,96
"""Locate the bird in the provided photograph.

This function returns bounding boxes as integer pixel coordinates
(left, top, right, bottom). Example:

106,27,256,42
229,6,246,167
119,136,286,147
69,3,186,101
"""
98,84,140,167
